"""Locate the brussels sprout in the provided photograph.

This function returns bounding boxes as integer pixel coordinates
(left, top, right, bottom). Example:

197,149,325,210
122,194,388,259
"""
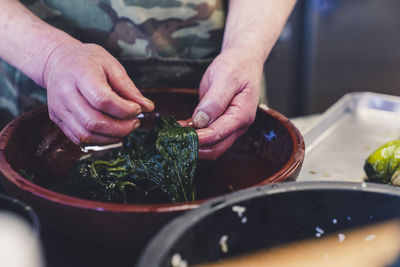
364,139,400,185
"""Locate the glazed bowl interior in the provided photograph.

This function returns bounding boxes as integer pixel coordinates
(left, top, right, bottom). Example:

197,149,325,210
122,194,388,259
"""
138,181,400,267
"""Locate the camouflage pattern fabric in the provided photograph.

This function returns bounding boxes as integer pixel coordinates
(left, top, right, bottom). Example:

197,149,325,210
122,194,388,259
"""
37,0,227,60
0,0,226,128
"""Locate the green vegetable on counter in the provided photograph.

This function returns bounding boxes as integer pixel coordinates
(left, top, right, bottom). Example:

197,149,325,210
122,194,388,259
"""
52,117,199,204
364,139,400,185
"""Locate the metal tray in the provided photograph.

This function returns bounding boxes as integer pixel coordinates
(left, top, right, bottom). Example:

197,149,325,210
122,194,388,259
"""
298,92,400,182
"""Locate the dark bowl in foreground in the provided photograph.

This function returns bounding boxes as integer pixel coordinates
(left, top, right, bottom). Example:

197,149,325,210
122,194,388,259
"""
0,193,39,234
138,181,400,266
0,89,304,251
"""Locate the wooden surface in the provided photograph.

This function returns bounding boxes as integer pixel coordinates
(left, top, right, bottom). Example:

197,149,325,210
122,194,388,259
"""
195,221,400,267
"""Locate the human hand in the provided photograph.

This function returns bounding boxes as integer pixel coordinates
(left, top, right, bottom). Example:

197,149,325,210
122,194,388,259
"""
43,42,154,145
192,48,263,160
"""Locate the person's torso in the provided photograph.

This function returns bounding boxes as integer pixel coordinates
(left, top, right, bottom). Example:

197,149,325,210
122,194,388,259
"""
0,0,227,128
27,0,227,61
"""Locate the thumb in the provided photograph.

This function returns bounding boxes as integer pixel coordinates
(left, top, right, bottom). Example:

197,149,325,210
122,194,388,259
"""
193,74,238,128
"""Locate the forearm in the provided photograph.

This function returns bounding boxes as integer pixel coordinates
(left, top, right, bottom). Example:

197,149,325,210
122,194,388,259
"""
223,0,296,64
0,0,78,87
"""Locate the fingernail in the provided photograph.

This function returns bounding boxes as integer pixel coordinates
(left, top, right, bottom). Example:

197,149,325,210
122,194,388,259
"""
144,98,154,106
193,110,210,128
130,103,142,116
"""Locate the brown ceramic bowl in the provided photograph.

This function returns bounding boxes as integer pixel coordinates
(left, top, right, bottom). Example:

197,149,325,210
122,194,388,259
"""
0,89,304,251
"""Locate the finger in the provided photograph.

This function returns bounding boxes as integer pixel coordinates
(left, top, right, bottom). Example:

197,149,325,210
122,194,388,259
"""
196,103,254,147
50,111,80,145
106,63,155,112
198,128,247,160
177,118,194,127
76,70,143,120
65,85,140,138
50,108,121,145
192,71,241,129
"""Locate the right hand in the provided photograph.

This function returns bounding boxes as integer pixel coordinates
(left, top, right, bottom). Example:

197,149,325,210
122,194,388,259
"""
42,42,154,145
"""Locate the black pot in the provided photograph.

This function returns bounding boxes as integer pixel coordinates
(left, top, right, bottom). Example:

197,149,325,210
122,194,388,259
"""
0,193,40,233
137,181,400,266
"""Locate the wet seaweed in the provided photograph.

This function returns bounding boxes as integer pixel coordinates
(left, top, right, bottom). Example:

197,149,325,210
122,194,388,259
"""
53,117,198,204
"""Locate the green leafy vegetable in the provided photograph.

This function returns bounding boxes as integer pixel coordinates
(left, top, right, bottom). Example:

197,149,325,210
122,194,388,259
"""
18,169,35,182
364,139,400,185
53,117,198,203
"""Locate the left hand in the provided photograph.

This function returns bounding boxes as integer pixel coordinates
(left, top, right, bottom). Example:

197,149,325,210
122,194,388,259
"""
192,47,264,160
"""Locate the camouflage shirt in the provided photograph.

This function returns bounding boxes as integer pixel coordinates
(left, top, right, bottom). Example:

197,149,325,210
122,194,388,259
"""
0,0,226,127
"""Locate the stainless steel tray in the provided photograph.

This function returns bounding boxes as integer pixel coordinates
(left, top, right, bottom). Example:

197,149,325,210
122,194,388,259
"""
298,92,400,182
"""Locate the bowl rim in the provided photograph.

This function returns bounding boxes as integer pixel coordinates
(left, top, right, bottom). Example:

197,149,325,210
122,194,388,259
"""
137,181,400,266
0,89,304,213
0,192,40,235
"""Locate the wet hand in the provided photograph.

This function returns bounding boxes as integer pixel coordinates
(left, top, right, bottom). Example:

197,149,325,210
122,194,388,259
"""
43,42,154,145
193,48,263,160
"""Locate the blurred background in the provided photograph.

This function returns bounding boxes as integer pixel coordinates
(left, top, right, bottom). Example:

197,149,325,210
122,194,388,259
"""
265,0,400,117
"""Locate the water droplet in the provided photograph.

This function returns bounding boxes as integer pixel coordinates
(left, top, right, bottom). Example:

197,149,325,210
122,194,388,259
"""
232,205,246,218
241,217,247,224
171,254,182,267
315,226,325,234
338,233,346,242
347,216,352,221
332,218,338,224
263,130,277,141
365,234,376,242
315,226,324,238
219,235,229,253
